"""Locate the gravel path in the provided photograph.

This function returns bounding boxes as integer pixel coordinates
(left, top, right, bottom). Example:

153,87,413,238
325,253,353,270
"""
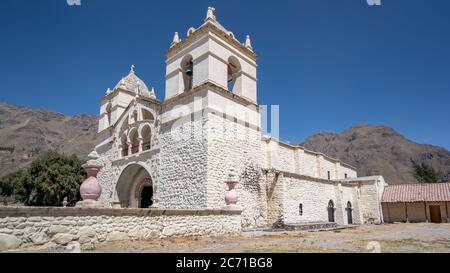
90,223,450,253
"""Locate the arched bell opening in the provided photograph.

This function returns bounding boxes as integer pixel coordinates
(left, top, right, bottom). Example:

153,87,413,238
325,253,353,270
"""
181,55,194,92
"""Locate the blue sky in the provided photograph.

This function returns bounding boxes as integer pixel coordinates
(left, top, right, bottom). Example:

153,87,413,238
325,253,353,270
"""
0,0,449,149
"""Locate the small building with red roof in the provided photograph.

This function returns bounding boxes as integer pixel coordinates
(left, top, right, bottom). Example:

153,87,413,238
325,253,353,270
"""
382,183,450,223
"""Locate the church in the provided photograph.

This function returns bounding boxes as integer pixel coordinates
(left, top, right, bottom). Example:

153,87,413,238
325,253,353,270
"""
93,7,386,230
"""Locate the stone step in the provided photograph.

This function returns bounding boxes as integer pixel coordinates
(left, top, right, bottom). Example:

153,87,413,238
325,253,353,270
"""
246,222,360,234
276,222,338,231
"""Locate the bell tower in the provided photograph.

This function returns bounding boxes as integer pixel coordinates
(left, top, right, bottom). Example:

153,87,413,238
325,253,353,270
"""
165,7,258,103
158,7,262,213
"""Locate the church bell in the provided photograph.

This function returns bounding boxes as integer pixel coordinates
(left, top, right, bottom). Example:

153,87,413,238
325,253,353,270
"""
186,63,193,76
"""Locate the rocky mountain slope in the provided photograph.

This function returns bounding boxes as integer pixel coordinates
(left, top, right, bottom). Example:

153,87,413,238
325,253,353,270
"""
0,103,97,175
301,125,450,185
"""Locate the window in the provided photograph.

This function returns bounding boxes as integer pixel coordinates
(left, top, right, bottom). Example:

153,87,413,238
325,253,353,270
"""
141,109,154,121
129,129,139,154
299,204,303,216
327,171,331,180
345,173,348,179
141,125,151,151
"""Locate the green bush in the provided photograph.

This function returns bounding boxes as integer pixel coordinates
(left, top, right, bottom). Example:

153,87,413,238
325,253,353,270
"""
410,159,443,183
0,150,86,206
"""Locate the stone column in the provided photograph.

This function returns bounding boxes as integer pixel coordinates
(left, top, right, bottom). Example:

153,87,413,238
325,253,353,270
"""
138,137,143,153
151,184,160,208
118,144,124,158
127,141,132,155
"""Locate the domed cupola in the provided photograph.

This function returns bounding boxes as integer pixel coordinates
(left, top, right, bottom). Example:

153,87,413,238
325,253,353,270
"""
114,65,156,99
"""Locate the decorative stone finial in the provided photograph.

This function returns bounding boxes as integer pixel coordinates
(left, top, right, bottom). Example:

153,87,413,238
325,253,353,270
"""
227,168,238,181
130,64,135,74
224,168,239,206
171,32,180,47
62,197,68,207
205,7,216,21
76,160,104,208
187,27,196,37
106,88,112,94
150,87,156,98
87,150,100,160
245,35,253,50
76,150,104,208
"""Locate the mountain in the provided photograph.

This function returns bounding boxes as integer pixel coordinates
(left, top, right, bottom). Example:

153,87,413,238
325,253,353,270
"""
0,103,97,175
300,125,450,185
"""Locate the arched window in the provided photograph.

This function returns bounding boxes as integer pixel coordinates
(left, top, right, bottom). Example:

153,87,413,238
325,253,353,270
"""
141,125,151,151
328,200,335,222
181,55,194,91
141,109,154,121
129,129,139,154
121,134,128,157
299,203,303,216
227,56,241,93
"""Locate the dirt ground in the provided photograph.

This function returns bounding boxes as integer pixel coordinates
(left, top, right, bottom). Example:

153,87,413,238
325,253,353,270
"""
92,223,450,253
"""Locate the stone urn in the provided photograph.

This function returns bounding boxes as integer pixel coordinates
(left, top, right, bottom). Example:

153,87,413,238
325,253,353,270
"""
76,151,104,208
224,169,239,205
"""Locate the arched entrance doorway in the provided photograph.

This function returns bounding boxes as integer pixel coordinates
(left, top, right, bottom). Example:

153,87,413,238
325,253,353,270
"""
113,164,154,208
140,185,153,208
135,176,153,208
328,200,335,222
346,201,353,224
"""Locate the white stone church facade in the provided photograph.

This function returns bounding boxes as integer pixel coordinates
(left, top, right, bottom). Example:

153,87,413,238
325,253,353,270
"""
93,8,386,230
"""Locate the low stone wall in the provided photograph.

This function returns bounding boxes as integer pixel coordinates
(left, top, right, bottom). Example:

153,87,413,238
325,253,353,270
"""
0,207,242,252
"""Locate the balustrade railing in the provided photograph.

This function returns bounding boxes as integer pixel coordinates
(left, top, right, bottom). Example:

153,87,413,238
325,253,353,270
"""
142,141,151,151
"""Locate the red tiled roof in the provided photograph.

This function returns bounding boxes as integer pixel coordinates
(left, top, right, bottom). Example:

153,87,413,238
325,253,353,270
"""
382,183,450,203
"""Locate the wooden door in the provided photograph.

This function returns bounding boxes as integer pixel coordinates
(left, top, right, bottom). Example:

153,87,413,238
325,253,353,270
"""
429,205,442,223
346,202,353,224
328,200,335,222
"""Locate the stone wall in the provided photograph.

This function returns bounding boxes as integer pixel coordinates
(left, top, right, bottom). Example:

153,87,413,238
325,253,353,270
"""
0,207,241,252
158,110,209,209
261,172,385,227
280,174,339,225
205,111,265,230
261,137,357,180
358,177,385,224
